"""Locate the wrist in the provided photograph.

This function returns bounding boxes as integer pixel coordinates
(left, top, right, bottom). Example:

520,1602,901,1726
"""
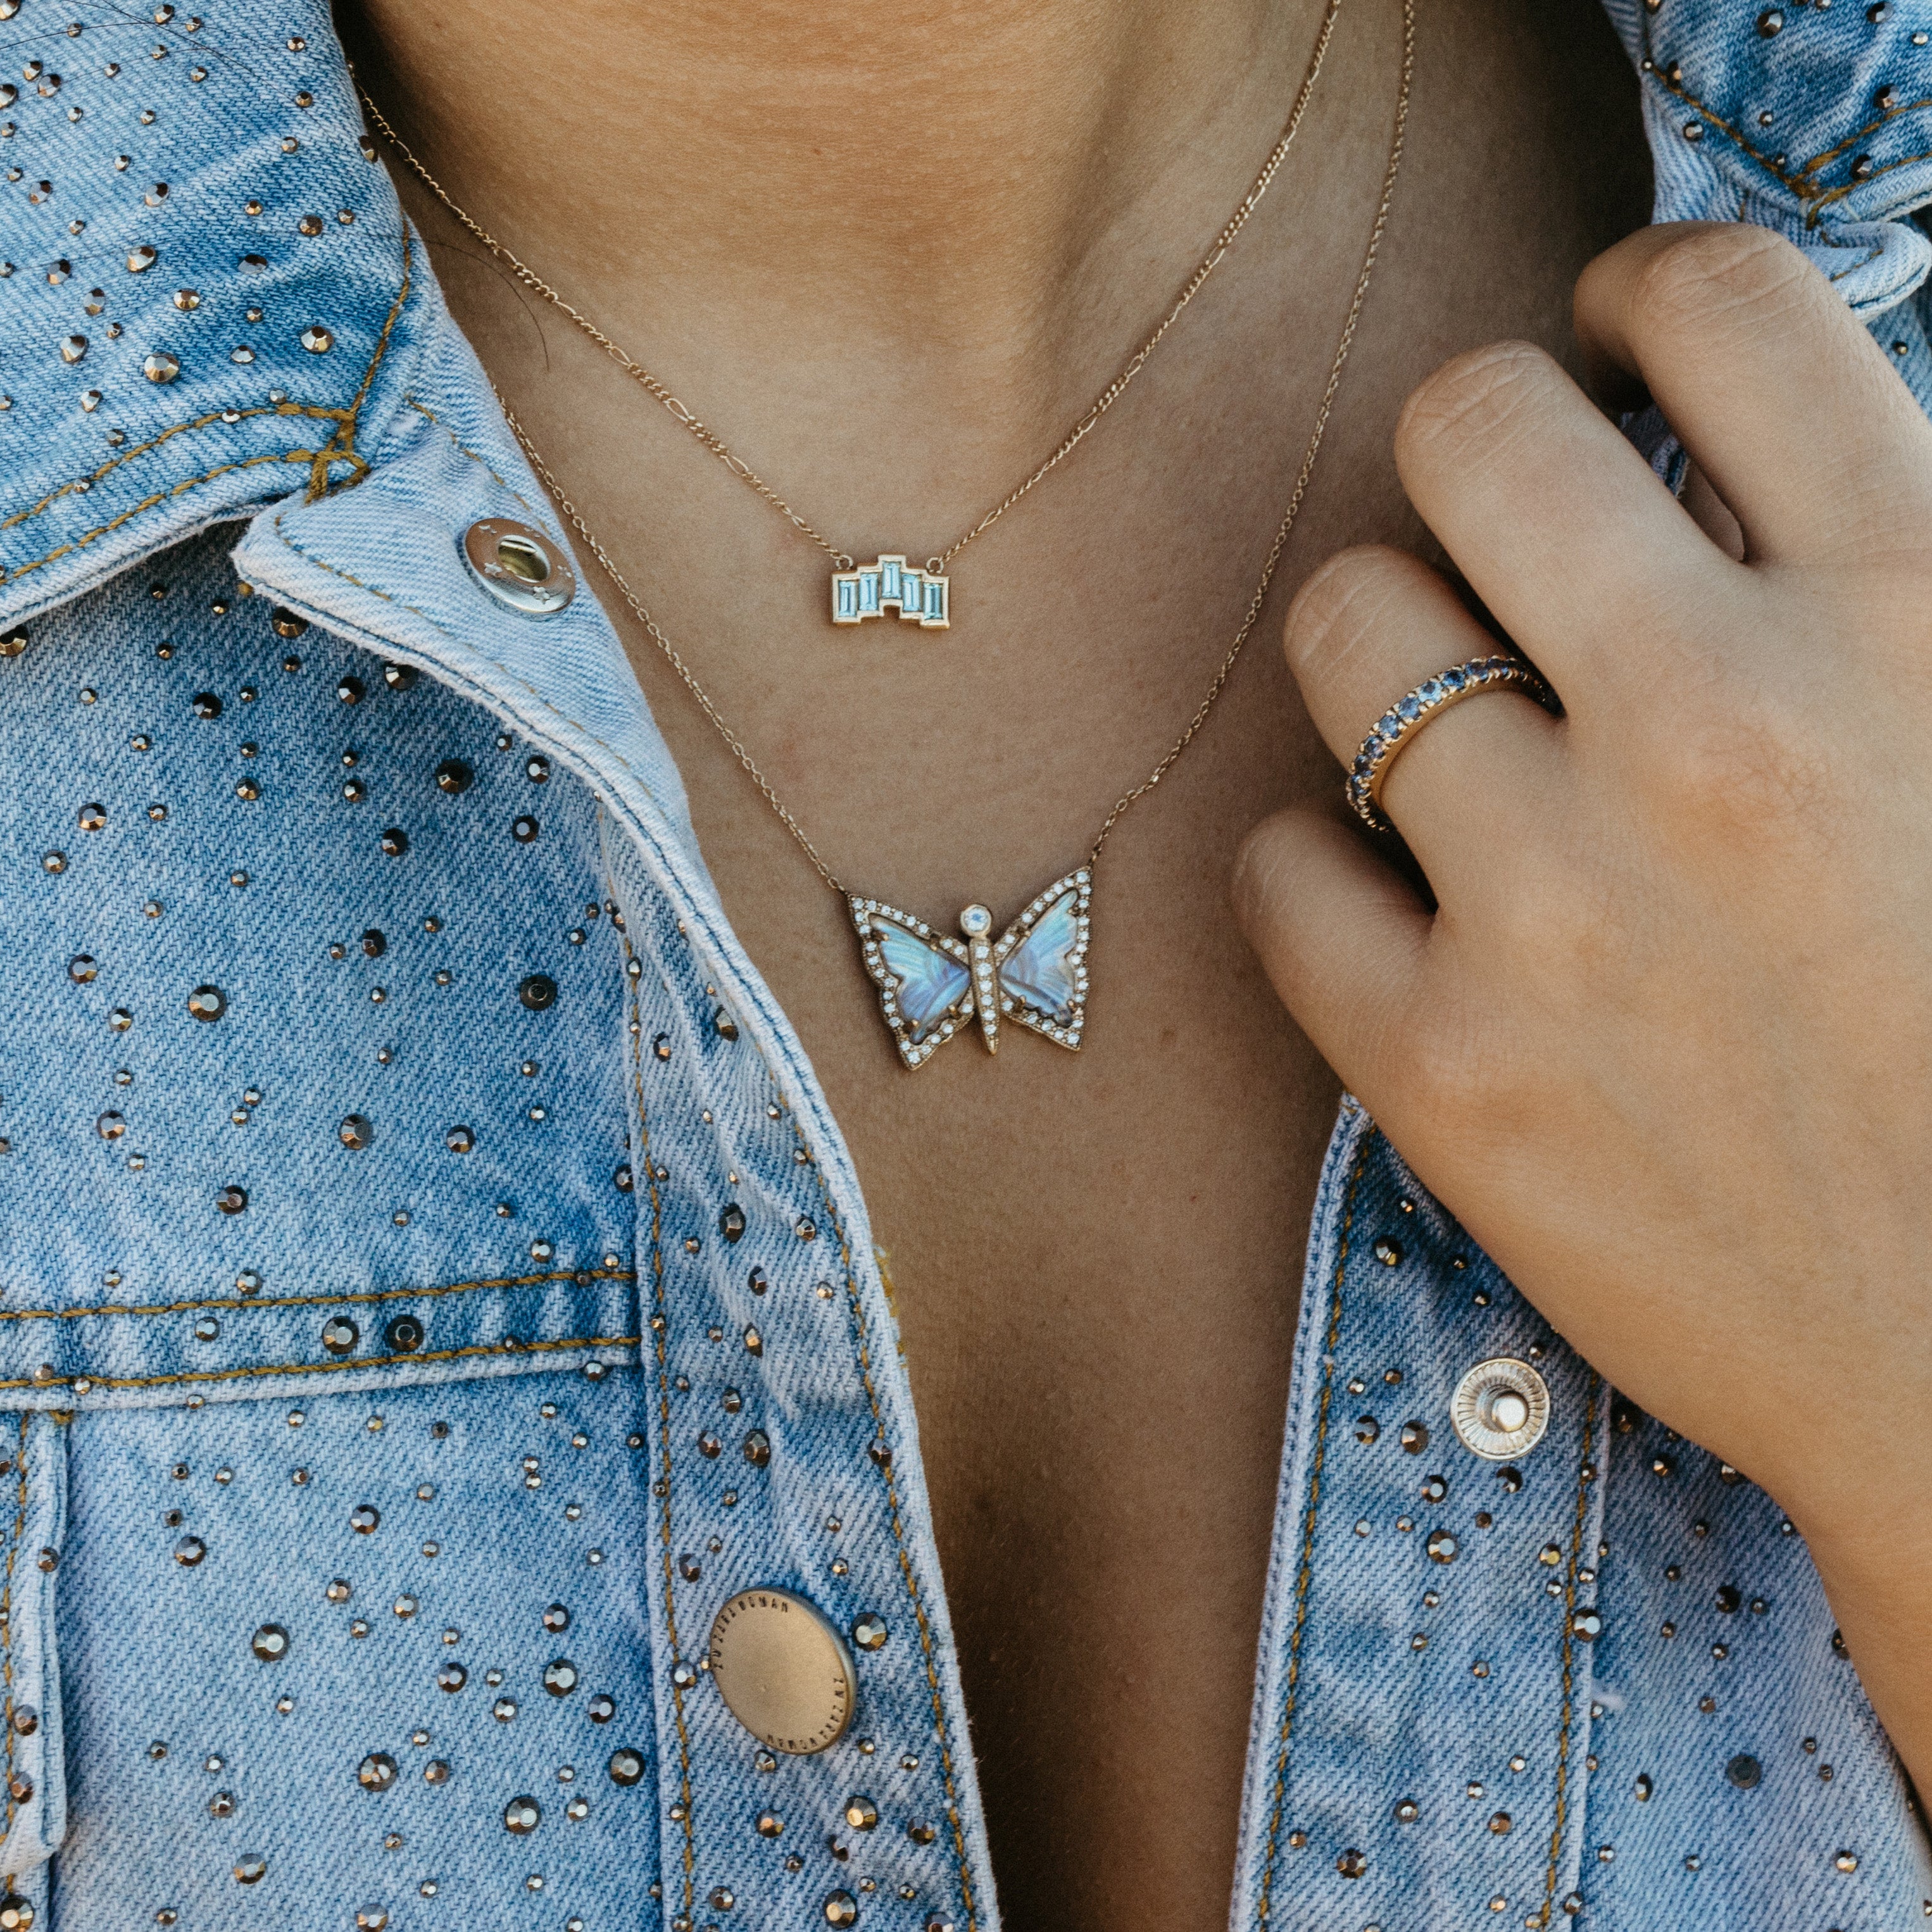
1791,1503,1932,1795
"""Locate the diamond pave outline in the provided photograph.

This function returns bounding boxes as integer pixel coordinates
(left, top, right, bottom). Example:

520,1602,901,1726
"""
850,870,1093,1071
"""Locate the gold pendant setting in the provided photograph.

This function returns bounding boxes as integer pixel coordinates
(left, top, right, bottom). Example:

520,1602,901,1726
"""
831,555,950,630
849,870,1091,1070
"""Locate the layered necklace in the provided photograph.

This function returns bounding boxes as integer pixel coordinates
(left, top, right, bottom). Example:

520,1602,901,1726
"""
361,0,1411,1070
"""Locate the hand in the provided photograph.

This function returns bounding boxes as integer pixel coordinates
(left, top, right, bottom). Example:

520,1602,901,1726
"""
1233,221,1932,1790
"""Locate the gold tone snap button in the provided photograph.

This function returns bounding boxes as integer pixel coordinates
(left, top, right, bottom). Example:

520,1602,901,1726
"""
460,517,576,615
709,1588,855,1755
1450,1357,1551,1460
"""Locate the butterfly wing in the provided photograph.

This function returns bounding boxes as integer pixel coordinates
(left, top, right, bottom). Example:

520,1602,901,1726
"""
993,869,1091,1050
875,924,971,1032
849,898,974,1070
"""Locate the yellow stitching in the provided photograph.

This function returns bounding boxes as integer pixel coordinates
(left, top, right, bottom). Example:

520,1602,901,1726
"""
1827,239,1888,284
0,450,357,589
0,1332,637,1396
1532,1369,1603,1928
796,1113,981,1932
1805,147,1932,222
1641,39,1809,199
624,945,696,1924
0,1265,632,1327
295,227,415,505
1640,22,1932,227
322,229,415,501
0,405,353,535
0,225,415,582
0,1415,23,1844
1254,1127,1372,1926
1798,97,1932,179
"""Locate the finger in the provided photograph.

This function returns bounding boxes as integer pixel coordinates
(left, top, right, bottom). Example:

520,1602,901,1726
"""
1284,544,1567,891
1681,458,1745,562
1389,339,1724,686
1575,222,1932,562
1233,802,1431,1098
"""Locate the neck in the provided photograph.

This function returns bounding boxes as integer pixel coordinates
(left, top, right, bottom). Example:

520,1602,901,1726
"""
340,0,1318,428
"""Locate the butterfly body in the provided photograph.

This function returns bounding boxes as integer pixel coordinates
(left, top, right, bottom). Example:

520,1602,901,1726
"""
848,870,1093,1070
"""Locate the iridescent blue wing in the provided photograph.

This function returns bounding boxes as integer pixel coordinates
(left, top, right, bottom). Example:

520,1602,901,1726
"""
993,869,1091,1050
848,897,974,1070
875,924,970,1031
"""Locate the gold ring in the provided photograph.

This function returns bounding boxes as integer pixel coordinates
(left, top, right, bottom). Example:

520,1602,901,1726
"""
1345,655,1558,832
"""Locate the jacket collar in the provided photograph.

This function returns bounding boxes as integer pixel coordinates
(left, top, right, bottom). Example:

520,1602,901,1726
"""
0,0,872,1256
0,0,428,622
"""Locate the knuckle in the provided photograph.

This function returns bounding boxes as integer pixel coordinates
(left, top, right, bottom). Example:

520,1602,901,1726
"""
1627,225,1815,346
1283,546,1414,684
1644,686,1833,840
1395,341,1562,465
1401,1005,1512,1125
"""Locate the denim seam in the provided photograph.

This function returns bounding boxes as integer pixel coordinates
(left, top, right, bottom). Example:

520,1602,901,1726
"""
1,448,355,591
318,227,417,500
1824,239,1888,285
399,395,541,515
0,1332,637,1396
0,229,413,586
0,1266,634,1327
1253,1126,1373,1927
0,1415,22,1843
1803,148,1932,224
1533,1368,1603,1928
626,960,697,1924
4,419,337,538
261,514,657,805
1799,99,1932,179
800,1119,983,1932
1640,19,1932,225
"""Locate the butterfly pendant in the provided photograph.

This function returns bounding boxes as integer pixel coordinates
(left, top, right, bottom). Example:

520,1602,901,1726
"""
848,869,1093,1070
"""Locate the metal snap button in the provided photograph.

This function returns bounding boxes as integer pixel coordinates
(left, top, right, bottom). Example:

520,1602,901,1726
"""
1450,1357,1551,1460
708,1587,855,1755
460,517,575,615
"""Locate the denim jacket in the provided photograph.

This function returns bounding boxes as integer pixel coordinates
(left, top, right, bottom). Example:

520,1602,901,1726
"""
0,3,1927,1928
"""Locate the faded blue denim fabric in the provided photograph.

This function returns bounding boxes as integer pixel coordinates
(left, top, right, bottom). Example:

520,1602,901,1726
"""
0,2,1928,1929
0,525,638,1319
56,1374,664,1928
1227,1110,1930,1931
0,11,990,1925
1606,0,1932,479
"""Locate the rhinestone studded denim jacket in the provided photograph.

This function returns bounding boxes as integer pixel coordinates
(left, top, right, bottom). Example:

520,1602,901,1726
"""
1,4,1929,1930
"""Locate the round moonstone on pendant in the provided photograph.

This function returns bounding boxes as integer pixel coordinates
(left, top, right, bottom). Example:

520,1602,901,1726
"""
958,905,992,938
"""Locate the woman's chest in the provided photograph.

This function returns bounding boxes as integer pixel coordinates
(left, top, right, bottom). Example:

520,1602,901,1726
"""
583,10,1652,1921
370,4,1652,1917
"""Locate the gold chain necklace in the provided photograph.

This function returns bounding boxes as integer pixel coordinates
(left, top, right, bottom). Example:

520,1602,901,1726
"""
380,0,1410,1069
363,0,1350,631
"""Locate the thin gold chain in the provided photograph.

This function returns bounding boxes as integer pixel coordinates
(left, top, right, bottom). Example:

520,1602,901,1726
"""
359,0,1345,577
1092,0,1412,860
504,408,850,888
487,0,1410,898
